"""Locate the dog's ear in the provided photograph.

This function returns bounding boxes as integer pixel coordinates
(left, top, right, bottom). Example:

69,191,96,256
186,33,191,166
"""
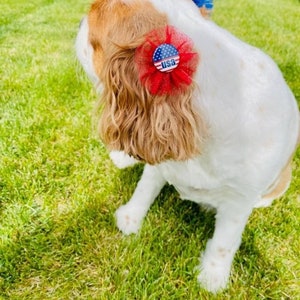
100,50,205,164
90,1,205,164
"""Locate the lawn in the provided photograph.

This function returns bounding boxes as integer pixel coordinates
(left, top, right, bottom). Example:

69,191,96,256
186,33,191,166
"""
0,0,299,299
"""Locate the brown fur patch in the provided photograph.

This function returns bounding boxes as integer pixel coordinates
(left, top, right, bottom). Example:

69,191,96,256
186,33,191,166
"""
262,162,292,201
88,0,206,164
263,123,300,201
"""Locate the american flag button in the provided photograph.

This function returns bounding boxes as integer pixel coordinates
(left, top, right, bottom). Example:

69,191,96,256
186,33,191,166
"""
152,43,180,73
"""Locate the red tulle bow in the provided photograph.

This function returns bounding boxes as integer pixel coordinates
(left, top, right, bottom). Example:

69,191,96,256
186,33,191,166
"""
135,25,199,96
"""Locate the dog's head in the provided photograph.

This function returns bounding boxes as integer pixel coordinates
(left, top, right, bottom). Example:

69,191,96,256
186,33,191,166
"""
76,0,205,164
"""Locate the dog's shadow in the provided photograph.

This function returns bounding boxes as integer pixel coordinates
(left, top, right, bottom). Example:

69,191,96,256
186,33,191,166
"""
114,164,280,288
110,164,216,283
115,163,216,247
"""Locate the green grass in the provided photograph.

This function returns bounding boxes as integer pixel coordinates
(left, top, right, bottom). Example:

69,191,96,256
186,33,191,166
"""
0,0,299,299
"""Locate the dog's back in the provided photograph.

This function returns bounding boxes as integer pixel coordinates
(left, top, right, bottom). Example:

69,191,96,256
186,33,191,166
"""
150,0,299,196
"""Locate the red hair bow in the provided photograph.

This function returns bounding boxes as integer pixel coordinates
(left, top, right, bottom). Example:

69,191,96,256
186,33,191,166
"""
135,25,199,96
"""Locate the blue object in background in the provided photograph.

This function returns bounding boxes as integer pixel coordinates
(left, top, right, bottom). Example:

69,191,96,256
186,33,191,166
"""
193,0,205,7
192,0,214,9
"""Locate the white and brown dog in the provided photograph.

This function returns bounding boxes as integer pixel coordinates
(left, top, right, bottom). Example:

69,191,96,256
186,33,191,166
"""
76,0,299,293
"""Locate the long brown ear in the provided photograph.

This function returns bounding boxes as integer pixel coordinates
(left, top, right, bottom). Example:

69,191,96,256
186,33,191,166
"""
92,1,206,164
99,50,205,164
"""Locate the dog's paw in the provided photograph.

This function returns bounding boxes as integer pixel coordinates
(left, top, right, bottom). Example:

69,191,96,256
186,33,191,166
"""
197,260,230,294
109,151,138,169
115,204,144,235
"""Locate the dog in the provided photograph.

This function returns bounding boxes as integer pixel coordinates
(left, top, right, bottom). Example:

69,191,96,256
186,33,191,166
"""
76,0,299,293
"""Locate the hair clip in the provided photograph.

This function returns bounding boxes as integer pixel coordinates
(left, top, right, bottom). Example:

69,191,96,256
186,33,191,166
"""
135,26,199,95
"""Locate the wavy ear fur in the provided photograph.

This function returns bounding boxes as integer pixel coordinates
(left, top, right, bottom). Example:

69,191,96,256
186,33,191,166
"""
89,0,205,164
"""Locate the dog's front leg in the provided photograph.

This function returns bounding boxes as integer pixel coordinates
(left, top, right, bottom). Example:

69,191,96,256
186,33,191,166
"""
198,199,253,293
115,164,166,235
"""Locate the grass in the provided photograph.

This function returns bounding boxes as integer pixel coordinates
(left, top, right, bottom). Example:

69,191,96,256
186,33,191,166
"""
0,0,299,299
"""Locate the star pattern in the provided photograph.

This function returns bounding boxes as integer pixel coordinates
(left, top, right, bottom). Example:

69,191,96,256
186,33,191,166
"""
152,44,180,72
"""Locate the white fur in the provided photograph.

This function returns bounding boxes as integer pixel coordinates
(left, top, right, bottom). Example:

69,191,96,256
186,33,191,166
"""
75,17,101,89
76,0,299,293
109,151,139,169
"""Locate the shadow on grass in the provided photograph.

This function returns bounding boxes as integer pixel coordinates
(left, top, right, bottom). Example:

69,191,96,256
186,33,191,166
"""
0,162,284,299
109,164,290,296
115,163,216,240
